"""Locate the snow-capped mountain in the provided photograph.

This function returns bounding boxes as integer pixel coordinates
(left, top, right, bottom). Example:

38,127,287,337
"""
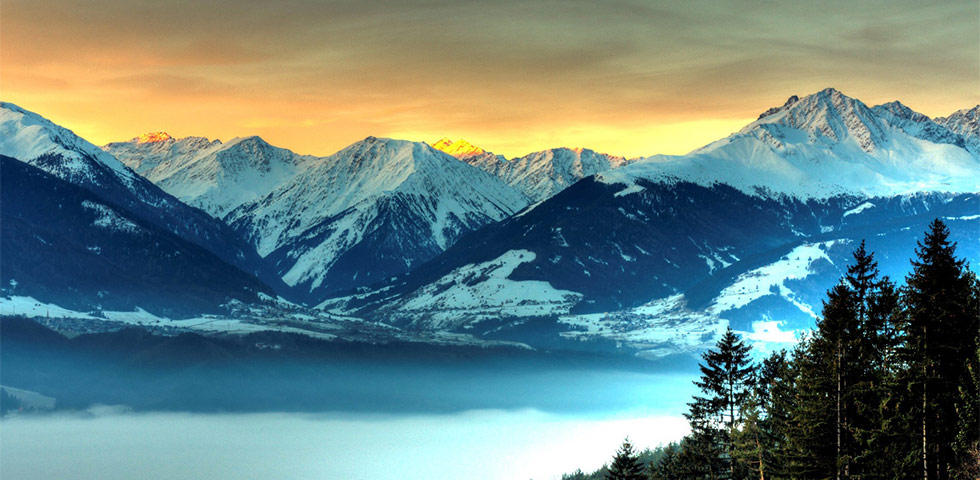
226,136,530,302
500,148,633,202
0,102,287,294
601,88,979,199
431,138,633,202
872,101,976,154
104,132,219,174
0,155,274,316
430,137,509,173
104,134,317,219
1,102,140,187
430,137,492,158
5,90,978,355
322,88,980,355
936,105,980,152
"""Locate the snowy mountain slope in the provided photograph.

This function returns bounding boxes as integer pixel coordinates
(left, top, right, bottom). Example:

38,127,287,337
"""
499,148,633,202
326,179,977,347
376,249,584,330
104,132,219,175
321,89,979,351
936,105,980,152
226,136,530,302
1,102,138,186
430,138,632,202
430,137,492,158
561,202,980,358
322,178,833,324
104,134,317,219
0,156,273,316
872,101,975,154
601,88,979,199
0,102,288,295
430,137,510,174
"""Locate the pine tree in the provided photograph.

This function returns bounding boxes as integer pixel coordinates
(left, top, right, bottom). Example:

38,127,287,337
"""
845,242,900,478
788,242,901,479
732,349,795,480
682,400,726,479
790,333,838,478
605,438,646,480
900,219,978,480
813,281,861,479
687,327,755,479
953,344,980,478
651,443,680,480
733,389,767,480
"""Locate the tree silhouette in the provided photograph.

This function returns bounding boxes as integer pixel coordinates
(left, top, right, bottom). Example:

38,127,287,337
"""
605,438,646,480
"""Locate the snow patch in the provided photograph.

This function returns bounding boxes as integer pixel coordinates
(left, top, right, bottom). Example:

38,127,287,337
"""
843,202,875,217
395,250,583,329
708,241,836,316
560,294,728,359
81,200,142,234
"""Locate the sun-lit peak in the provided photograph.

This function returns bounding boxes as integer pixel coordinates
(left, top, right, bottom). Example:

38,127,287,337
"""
430,137,488,158
136,132,173,144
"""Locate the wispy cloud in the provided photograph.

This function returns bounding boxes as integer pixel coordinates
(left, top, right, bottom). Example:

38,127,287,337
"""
3,0,976,157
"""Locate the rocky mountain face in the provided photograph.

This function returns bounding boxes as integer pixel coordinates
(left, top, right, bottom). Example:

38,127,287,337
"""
5,88,978,356
0,102,287,294
432,138,633,202
0,156,273,316
321,89,980,355
105,134,317,219
935,105,980,153
226,137,530,302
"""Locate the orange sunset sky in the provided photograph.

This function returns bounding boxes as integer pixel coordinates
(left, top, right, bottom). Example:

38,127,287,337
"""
3,0,978,159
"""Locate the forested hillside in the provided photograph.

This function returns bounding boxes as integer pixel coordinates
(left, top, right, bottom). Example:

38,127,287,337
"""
582,219,980,480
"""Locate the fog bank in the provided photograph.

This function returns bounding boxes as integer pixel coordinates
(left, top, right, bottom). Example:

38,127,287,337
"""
2,410,688,480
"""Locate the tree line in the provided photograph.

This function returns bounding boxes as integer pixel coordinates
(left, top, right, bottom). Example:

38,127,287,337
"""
599,219,979,480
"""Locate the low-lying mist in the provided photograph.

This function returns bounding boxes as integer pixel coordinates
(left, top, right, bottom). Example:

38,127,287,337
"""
1,316,699,414
2,317,699,479
2,409,689,480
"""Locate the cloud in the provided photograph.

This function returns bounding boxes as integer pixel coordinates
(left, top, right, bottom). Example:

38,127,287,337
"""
2,0,976,157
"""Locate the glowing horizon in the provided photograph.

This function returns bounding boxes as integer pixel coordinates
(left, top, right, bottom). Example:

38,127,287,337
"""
3,0,977,159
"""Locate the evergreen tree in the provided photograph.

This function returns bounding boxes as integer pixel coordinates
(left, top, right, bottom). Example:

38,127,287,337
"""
953,344,980,479
789,242,900,479
900,219,978,480
687,327,755,479
953,272,980,472
790,333,838,478
733,349,794,480
846,242,901,478
651,443,680,480
682,399,726,479
733,389,766,480
764,350,800,479
605,438,646,480
811,281,860,479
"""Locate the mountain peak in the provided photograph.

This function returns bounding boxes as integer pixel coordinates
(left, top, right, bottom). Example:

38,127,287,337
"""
430,138,489,158
935,105,980,139
872,101,928,124
136,132,173,144
757,95,800,120
0,102,137,182
225,135,274,149
815,86,843,97
737,87,886,153
873,100,923,119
